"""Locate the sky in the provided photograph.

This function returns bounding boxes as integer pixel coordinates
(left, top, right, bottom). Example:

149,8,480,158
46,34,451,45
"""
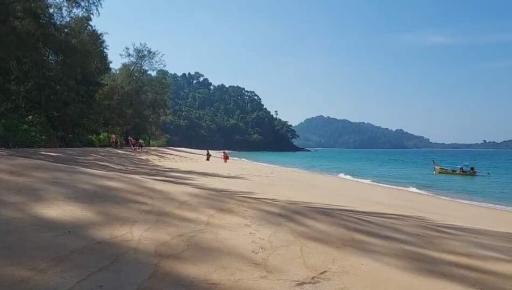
93,0,512,143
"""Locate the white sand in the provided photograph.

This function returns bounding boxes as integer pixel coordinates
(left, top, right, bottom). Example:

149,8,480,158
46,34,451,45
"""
1,147,511,290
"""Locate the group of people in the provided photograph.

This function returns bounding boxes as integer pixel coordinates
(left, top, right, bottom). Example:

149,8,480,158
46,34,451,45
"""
128,136,144,151
110,134,144,151
110,135,230,160
459,166,476,174
206,150,230,163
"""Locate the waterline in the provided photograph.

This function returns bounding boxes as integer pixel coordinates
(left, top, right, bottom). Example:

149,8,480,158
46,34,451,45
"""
233,149,512,211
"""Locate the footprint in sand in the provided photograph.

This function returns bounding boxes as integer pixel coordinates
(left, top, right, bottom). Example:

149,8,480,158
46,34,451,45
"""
251,246,265,255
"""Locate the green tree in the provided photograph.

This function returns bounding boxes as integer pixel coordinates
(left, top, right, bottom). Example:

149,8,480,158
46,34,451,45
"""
97,43,170,145
162,72,299,151
0,0,109,147
0,1,298,151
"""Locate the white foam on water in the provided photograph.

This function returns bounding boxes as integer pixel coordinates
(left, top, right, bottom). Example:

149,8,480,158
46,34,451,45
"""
337,173,373,184
337,173,427,193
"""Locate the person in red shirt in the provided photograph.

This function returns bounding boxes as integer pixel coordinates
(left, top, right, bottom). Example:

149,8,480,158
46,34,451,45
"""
222,151,229,163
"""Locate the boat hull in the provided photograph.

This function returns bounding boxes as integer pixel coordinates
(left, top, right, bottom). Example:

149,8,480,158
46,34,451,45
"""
434,166,477,176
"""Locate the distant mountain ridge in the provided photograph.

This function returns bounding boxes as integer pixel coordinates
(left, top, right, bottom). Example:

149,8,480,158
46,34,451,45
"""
293,116,512,149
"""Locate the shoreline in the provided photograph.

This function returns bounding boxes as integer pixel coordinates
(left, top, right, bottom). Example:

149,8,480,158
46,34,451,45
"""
232,155,512,213
336,171,512,212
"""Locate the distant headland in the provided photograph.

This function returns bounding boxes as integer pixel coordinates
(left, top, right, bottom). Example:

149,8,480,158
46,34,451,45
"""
294,115,512,149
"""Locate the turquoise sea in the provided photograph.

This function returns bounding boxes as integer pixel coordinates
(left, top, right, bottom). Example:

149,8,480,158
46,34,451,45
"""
233,149,512,209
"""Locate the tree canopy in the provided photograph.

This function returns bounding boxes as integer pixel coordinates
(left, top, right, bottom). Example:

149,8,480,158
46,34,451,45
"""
164,72,298,151
1,1,299,151
0,0,109,147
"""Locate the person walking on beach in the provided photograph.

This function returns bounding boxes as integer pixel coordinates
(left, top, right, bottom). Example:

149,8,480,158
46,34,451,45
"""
137,138,144,151
111,134,119,148
128,136,135,151
206,150,212,161
222,151,229,163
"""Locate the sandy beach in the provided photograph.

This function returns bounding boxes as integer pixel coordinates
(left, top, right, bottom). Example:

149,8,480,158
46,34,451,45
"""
1,147,511,290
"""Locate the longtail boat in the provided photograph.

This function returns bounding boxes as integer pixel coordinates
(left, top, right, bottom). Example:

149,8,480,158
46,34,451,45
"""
433,160,477,176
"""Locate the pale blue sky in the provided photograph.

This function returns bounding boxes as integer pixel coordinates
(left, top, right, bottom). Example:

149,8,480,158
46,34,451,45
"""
94,0,512,143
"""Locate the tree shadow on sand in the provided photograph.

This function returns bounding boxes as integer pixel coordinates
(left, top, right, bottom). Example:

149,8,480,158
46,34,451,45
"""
1,149,512,289
4,147,244,181
0,152,257,290
234,196,512,290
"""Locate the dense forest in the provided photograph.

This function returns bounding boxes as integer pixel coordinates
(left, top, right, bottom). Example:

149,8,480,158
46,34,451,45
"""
294,116,512,149
0,0,299,151
165,73,299,151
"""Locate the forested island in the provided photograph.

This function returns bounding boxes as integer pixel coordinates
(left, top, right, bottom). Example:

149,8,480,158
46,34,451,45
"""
1,0,299,151
294,116,512,149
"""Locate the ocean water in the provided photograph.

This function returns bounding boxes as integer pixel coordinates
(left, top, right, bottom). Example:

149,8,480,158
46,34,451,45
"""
233,149,512,209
